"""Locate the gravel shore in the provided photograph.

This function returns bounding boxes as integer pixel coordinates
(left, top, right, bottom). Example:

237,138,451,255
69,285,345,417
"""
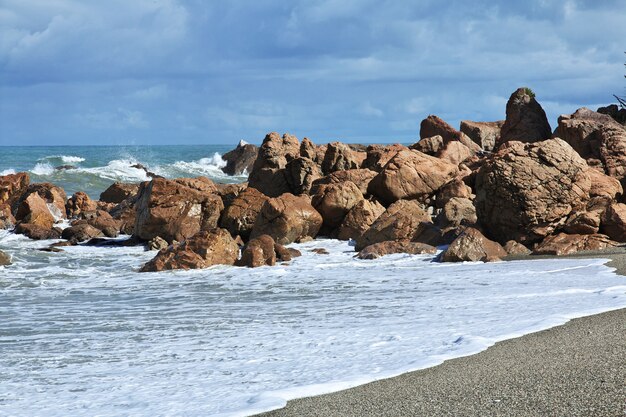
257,250,626,417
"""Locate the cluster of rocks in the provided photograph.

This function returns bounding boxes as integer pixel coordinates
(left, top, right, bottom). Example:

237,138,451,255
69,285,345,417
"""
2,87,626,272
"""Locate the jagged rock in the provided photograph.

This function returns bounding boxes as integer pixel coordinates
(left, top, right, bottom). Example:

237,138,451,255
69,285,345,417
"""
66,192,98,218
410,135,444,155
148,236,169,251
311,181,363,229
84,210,121,237
460,120,504,152
368,149,459,205
300,138,327,163
14,223,62,240
503,240,531,256
597,104,626,126
337,199,386,241
140,229,239,272
109,196,138,235
248,132,300,197
475,139,591,244
312,169,377,196
435,197,477,228
285,157,323,195
362,144,406,172
100,182,139,204
356,241,436,259
236,234,277,267
61,223,104,243
219,187,269,240
250,193,322,245
0,204,15,229
221,141,259,175
17,183,67,220
497,87,552,148
15,193,55,229
441,227,507,262
0,172,29,208
356,200,431,251
321,142,366,174
215,182,248,209
134,178,224,243
533,233,618,256
420,115,481,152
600,203,626,242
564,211,601,235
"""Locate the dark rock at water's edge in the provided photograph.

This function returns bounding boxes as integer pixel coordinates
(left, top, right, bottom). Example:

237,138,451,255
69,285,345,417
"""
221,140,259,175
55,165,76,171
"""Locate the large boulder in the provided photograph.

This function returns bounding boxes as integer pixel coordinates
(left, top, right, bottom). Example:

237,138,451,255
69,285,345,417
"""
321,142,366,174
66,192,98,218
533,233,618,256
15,193,55,229
436,140,473,166
0,172,29,208
61,223,104,243
250,193,322,245
554,107,626,179
420,115,481,152
219,187,269,240
475,139,591,244
337,198,386,241
435,197,477,228
411,135,444,155
435,178,473,209
248,132,300,197
356,241,436,259
236,234,297,268
221,141,259,175
355,200,431,251
17,183,67,220
367,149,459,205
497,87,552,148
441,227,507,262
362,144,406,172
312,169,377,196
140,229,239,272
109,196,138,235
284,157,323,195
14,223,61,240
460,120,504,152
597,104,626,126
215,182,248,209
100,182,139,204
134,178,224,243
600,203,626,242
311,181,363,229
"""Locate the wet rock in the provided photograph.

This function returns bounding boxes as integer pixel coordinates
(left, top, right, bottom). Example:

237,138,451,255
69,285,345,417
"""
0,204,15,229
17,183,67,220
357,241,436,259
248,132,301,197
337,198,386,241
0,250,11,266
219,187,269,240
310,248,329,255
61,223,104,243
236,234,277,267
148,236,169,251
311,181,363,229
460,120,504,152
109,196,138,235
533,233,618,256
66,192,98,218
221,140,259,175
100,182,139,204
441,227,507,262
274,244,301,262
14,223,62,240
497,87,552,148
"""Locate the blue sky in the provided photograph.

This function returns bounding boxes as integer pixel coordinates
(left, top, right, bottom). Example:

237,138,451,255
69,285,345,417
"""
1,0,625,146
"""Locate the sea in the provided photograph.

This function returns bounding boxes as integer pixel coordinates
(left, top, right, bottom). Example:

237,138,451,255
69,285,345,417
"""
1,145,626,416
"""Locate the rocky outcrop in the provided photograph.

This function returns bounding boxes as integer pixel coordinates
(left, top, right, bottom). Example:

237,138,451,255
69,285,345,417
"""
555,107,626,179
420,115,481,153
219,187,269,240
597,104,626,126
367,149,458,205
600,203,626,242
362,144,406,172
356,241,436,259
311,181,363,229
355,200,431,251
248,132,300,197
250,193,322,245
66,192,98,218
300,138,327,164
215,182,248,209
435,197,477,228
441,227,507,262
321,142,366,174
533,233,618,256
222,141,259,175
475,139,590,244
100,182,139,204
337,198,385,241
312,169,377,196
460,120,504,152
140,229,239,272
284,157,323,195
15,193,55,229
0,172,29,209
134,178,224,243
497,87,552,148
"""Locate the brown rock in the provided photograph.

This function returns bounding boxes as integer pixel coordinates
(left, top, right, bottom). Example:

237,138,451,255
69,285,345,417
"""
533,233,618,256
312,169,377,196
274,244,301,262
475,139,591,244
311,248,329,255
61,223,104,242
148,236,169,251
436,178,473,209
248,132,300,197
410,135,444,155
86,210,121,237
337,199,386,241
0,204,15,229
356,200,431,251
100,182,139,204
503,240,531,256
174,177,218,193
140,229,239,272
362,144,406,172
221,141,259,175
134,178,224,243
435,197,477,228
321,142,366,174
0,172,30,208
357,241,436,259
250,193,322,245
367,149,459,205
597,104,626,125
420,115,481,153
14,223,62,240
215,182,248,209
0,250,10,266
564,211,601,235
237,234,277,267
300,138,327,164
600,203,626,242
411,222,450,246
16,193,55,229
17,183,67,220
311,181,363,229
219,187,269,240
497,87,552,148
441,227,507,262
460,120,504,152
66,192,98,218
285,157,323,195
109,196,138,235
436,140,473,166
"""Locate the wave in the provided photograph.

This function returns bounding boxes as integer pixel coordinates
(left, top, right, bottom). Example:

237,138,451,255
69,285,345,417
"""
32,162,55,176
0,169,16,176
39,155,86,164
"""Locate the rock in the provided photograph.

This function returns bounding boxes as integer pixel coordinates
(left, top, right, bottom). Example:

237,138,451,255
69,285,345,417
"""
597,104,626,126
503,240,531,256
284,157,323,195
248,132,300,197
15,193,55,229
134,178,224,243
17,183,67,220
221,141,259,175
215,182,248,209
66,192,98,218
367,149,459,205
475,139,591,244
61,223,104,243
174,177,219,193
0,204,15,229
355,200,431,251
0,250,11,266
219,187,269,240
310,248,329,255
85,210,121,237
460,120,504,152
587,168,623,204
55,165,76,171
140,229,239,272
419,115,481,152
411,222,451,247
311,181,363,229
600,203,626,242
0,172,29,208
300,138,326,163
410,135,444,155
555,107,626,179
14,223,62,240
148,236,169,251
312,169,377,196
250,193,323,245
337,199,386,241
362,144,406,172
237,234,277,267
441,227,507,262
436,178,473,209
100,182,139,204
109,196,137,235
435,197,477,228
533,233,618,256
564,211,601,235
321,142,366,174
274,244,301,262
356,241,436,259
436,140,473,166
496,87,552,148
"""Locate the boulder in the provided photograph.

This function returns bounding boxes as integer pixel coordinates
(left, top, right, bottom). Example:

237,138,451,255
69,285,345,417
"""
14,223,61,240
411,221,453,247
61,223,104,243
503,240,531,256
17,183,67,220
148,236,169,251
15,193,55,229
140,229,239,272
587,168,622,205
555,107,626,179
250,193,323,245
436,178,473,208
219,187,269,240
564,211,601,235
66,192,98,218
173,177,218,193
312,169,377,196
0,250,10,266
497,87,552,148
441,227,507,262
237,234,277,267
274,244,301,262
436,140,473,166
533,233,618,256
597,104,626,126
460,120,504,152
311,181,363,229
356,241,436,259
600,203,626,242
300,138,327,163
337,198,386,241
0,204,15,229
109,196,138,235
321,142,366,174
100,182,139,204
248,132,300,197
355,200,431,251
435,197,477,228
134,178,224,243
420,115,481,152
410,135,444,155
367,149,459,205
284,157,323,195
215,182,248,209
362,144,406,172
221,141,259,175
0,172,29,208
475,139,591,244
85,210,121,237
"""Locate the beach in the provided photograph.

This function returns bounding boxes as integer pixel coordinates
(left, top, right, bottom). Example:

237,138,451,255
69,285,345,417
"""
257,251,626,417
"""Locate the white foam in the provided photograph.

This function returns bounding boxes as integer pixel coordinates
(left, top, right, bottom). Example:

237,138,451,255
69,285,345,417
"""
31,162,54,176
75,158,150,182
60,155,86,163
0,168,16,176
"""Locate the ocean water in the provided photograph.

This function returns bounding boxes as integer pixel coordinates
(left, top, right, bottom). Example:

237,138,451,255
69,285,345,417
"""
1,146,626,416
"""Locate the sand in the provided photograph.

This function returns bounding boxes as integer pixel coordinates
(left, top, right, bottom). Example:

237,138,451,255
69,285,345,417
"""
256,250,626,417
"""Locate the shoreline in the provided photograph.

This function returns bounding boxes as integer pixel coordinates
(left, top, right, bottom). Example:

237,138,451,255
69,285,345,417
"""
255,251,626,417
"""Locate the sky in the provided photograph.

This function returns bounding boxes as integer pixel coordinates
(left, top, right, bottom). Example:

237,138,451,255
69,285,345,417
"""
1,0,625,146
